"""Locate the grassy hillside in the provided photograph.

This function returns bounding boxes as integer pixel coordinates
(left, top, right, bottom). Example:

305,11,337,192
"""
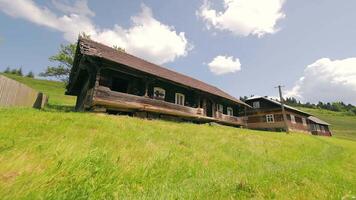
299,108,356,141
1,108,355,199
0,75,355,199
1,73,75,107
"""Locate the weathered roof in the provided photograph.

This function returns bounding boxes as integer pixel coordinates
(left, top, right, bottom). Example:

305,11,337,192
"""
246,96,312,116
76,38,249,107
308,116,330,125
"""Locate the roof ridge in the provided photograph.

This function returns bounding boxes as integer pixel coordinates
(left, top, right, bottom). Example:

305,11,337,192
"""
78,38,246,105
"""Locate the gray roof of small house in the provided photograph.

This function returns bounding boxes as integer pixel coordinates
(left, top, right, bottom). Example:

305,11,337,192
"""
308,116,330,125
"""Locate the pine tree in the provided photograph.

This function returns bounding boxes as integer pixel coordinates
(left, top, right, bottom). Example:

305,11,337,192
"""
3,67,10,73
26,71,35,78
17,68,23,76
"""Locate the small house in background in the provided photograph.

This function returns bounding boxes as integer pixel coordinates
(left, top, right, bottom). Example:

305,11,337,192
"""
66,38,250,126
244,96,332,136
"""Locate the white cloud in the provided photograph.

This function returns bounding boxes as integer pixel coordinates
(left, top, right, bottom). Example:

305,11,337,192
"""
0,0,190,64
207,55,241,75
286,57,356,105
197,0,286,37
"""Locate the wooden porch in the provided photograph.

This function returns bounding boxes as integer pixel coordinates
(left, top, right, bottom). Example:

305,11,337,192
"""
91,86,246,126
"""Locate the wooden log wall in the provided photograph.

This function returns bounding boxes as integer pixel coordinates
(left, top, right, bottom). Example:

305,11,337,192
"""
0,75,47,109
92,86,246,126
93,86,201,117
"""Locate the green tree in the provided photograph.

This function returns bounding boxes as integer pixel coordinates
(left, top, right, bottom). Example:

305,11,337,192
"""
39,43,76,82
351,107,356,115
10,68,22,76
18,68,23,76
3,67,10,73
39,33,95,82
40,33,123,82
10,68,17,74
26,71,35,78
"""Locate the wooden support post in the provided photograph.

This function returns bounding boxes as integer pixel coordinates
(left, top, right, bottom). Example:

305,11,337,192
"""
203,98,207,116
95,69,101,89
144,81,149,97
198,96,201,108
212,101,216,118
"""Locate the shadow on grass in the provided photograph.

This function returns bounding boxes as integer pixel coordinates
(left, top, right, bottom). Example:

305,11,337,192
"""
44,104,75,112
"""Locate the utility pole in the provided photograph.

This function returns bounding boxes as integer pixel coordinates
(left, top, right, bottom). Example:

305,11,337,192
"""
276,85,289,133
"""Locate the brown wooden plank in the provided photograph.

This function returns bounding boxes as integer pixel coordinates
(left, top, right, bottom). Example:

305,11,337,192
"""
92,86,246,126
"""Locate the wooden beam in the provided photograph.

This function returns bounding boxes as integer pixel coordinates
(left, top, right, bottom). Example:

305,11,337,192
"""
203,98,207,116
212,101,216,118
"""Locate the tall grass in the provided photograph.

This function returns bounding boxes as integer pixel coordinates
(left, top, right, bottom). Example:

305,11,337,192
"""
1,74,355,199
0,108,355,199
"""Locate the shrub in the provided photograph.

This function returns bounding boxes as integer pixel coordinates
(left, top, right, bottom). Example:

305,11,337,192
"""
26,71,35,78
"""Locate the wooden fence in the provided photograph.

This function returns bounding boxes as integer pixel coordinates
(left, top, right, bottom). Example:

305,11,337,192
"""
0,75,47,109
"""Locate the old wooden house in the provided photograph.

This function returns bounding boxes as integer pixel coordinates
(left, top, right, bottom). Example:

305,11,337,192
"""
245,96,332,136
66,38,250,126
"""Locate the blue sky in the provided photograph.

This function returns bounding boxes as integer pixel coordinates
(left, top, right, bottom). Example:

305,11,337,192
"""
1,0,356,104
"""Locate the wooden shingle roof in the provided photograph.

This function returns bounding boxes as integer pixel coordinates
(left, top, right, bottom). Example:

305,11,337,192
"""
76,38,248,106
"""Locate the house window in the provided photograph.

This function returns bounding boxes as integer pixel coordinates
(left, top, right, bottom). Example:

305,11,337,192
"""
253,101,260,108
175,93,185,106
290,114,296,124
227,107,233,116
320,126,325,133
217,104,223,113
302,118,307,126
153,87,165,100
266,114,274,123
316,124,320,131
311,124,317,131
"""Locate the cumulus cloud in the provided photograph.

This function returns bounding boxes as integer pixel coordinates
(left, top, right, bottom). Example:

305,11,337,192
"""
207,55,241,75
0,0,190,64
286,57,356,105
197,0,286,37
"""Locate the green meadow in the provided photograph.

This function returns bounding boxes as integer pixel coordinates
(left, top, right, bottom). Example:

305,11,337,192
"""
0,75,355,199
299,107,356,141
1,73,76,106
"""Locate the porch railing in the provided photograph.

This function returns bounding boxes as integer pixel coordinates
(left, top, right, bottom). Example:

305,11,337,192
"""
93,86,245,125
215,111,247,125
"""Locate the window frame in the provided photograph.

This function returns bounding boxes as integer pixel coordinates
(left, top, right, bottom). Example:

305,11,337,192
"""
302,118,307,126
316,124,320,131
266,114,274,123
227,107,234,116
290,114,296,124
153,87,166,100
175,93,185,106
320,125,325,133
253,101,260,108
217,104,224,113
